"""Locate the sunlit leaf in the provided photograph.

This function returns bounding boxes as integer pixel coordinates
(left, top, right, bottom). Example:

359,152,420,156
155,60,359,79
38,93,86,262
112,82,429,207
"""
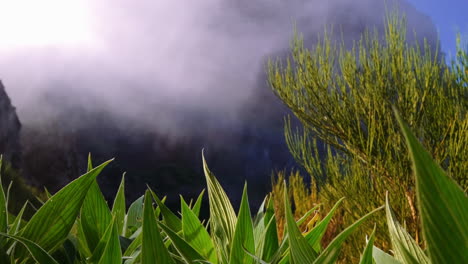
229,183,255,264
313,206,383,264
395,109,468,263
284,182,317,263
141,190,174,264
359,227,375,264
18,160,112,258
181,198,217,263
112,175,126,236
97,218,122,264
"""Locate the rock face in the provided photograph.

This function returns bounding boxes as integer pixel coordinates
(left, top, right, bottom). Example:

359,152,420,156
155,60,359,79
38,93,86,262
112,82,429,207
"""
0,81,21,167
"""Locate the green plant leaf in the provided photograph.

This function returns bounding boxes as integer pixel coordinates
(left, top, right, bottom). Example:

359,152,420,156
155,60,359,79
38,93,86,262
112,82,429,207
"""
87,153,93,172
0,233,59,264
0,244,8,264
181,198,217,263
75,219,92,259
150,188,182,232
395,109,468,263
141,190,174,264
359,227,376,264
261,197,279,262
112,174,126,236
125,196,144,237
123,228,142,257
88,218,114,262
305,197,345,252
385,195,428,264
372,246,402,264
97,218,122,264
313,206,383,264
160,222,206,263
284,182,317,263
10,201,27,235
202,152,237,261
80,180,112,252
192,189,205,218
229,183,255,264
17,160,112,258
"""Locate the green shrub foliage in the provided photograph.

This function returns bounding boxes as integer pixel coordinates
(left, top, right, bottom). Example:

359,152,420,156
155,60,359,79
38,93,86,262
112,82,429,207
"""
268,14,467,259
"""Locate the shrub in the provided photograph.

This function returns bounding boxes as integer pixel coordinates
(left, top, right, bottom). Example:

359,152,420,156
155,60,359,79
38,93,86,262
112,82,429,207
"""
268,13,467,261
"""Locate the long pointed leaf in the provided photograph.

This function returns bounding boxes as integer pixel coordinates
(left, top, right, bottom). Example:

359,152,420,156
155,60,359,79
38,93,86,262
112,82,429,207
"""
385,195,429,264
395,109,468,263
88,219,114,262
0,233,59,264
229,183,255,264
160,222,206,263
313,206,383,264
81,181,112,252
150,188,181,232
359,227,376,264
202,152,237,261
305,198,345,252
192,189,205,218
18,160,112,257
98,219,122,264
261,197,279,262
112,175,126,236
181,198,217,263
141,190,174,264
284,182,317,263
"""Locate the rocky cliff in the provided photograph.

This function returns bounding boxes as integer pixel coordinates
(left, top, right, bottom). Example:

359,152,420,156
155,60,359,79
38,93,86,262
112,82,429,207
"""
0,81,21,167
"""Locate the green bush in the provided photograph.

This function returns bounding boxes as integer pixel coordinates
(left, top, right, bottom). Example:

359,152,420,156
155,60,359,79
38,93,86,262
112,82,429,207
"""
268,13,467,261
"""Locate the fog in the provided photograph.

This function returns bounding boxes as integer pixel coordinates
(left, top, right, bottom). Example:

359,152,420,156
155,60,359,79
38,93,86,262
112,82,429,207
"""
0,0,437,138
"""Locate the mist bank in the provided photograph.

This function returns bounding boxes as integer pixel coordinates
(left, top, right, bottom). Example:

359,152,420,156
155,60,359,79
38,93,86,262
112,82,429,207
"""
0,0,439,207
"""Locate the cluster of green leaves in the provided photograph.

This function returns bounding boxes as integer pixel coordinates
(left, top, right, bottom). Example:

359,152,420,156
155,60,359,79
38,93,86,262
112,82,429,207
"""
268,13,467,259
0,152,380,263
0,110,465,263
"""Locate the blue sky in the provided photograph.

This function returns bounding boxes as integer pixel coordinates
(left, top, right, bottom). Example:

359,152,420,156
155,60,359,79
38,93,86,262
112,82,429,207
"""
407,0,467,58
